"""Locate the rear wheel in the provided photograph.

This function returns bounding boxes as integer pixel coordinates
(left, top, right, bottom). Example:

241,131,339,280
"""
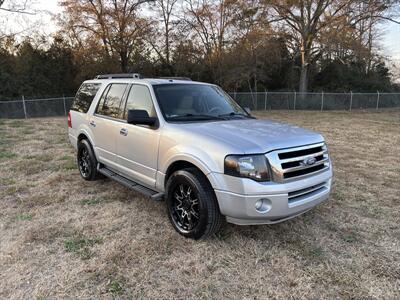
77,139,99,181
166,168,223,239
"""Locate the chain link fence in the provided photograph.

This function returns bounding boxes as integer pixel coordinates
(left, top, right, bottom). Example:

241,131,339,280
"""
229,92,400,111
0,96,74,119
1,92,400,119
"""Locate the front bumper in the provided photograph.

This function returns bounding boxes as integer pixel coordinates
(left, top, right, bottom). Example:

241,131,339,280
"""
209,168,332,225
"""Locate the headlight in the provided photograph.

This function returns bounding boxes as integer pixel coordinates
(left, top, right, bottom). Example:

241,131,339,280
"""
224,154,270,181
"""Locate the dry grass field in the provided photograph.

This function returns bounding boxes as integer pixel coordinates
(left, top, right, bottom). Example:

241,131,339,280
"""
0,110,399,299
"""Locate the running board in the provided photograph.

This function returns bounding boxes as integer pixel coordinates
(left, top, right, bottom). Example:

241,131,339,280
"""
97,165,164,201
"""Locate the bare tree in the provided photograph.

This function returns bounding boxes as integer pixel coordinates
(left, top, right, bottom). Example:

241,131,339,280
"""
269,1,355,93
0,0,38,42
183,0,238,82
268,0,399,93
349,1,400,73
0,0,35,14
148,0,180,73
59,0,152,72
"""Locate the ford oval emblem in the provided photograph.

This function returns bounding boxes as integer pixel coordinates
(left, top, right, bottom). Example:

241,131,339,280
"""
303,156,317,166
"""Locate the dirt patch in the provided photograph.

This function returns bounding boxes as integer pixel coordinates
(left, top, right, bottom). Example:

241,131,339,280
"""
0,110,399,299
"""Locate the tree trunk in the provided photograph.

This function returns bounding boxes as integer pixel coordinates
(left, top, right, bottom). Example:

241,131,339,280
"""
299,37,309,94
299,64,308,94
165,28,170,65
165,30,174,75
120,51,128,73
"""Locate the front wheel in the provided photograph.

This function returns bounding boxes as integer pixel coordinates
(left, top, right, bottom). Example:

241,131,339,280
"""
166,168,223,239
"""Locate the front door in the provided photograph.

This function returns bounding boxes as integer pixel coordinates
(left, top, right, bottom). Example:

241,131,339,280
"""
116,84,160,188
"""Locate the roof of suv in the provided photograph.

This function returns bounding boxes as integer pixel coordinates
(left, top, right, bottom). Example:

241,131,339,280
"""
83,78,209,86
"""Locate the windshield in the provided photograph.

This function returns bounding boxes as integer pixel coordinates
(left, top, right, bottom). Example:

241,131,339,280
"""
152,84,249,121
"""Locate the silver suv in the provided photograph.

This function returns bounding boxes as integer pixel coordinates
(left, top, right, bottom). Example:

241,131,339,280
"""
68,74,332,239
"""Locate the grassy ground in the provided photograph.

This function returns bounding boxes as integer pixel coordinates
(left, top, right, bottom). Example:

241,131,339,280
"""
0,110,399,299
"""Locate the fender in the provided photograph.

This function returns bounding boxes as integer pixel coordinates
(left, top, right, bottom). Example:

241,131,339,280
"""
156,151,218,191
163,153,212,175
77,125,99,160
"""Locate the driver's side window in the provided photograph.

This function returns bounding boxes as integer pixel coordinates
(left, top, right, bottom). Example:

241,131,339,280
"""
124,85,156,119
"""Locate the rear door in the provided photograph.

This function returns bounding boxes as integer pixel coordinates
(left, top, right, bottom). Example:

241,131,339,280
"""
90,83,128,170
69,82,102,148
116,84,160,188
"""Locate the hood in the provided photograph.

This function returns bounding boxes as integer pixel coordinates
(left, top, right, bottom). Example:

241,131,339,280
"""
177,118,324,154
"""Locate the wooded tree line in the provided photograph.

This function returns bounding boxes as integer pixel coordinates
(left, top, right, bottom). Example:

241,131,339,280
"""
0,0,399,100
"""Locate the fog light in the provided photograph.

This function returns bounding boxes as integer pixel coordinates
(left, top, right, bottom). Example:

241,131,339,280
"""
254,198,271,213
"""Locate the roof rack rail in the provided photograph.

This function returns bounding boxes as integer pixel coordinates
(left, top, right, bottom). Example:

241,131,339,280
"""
95,73,143,79
158,77,192,81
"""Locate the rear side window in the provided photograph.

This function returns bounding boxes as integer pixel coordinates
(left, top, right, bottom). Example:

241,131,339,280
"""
124,85,156,119
96,83,127,118
71,83,101,113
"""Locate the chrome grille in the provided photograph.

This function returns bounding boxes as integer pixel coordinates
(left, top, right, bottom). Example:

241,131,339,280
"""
266,142,330,182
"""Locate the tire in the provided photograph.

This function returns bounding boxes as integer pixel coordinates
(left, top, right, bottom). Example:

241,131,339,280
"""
77,139,100,181
166,168,223,239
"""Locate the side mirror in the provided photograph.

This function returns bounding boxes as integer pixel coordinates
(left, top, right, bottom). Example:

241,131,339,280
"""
127,109,157,126
244,107,251,114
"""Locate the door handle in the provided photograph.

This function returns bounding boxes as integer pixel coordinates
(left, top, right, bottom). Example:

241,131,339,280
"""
120,128,128,136
89,120,96,127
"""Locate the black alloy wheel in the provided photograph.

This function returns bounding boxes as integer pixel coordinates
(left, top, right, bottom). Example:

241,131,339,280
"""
77,139,99,181
78,147,91,178
166,168,223,239
170,183,200,232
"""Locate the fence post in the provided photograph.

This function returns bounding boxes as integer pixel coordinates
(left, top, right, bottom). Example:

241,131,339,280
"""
22,95,27,119
376,91,380,110
293,91,296,110
321,91,324,111
63,94,67,116
349,91,353,111
264,91,267,111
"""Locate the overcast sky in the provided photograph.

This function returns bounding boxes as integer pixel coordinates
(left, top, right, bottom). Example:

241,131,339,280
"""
2,0,399,63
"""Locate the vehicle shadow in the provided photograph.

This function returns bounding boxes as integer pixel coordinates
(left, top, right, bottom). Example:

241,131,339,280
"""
211,207,334,252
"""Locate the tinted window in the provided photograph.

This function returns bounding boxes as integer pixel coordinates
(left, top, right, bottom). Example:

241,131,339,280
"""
124,85,156,118
96,84,127,118
71,83,101,113
153,84,247,121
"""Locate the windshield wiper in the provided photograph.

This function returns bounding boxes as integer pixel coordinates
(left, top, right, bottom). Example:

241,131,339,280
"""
218,112,254,119
168,114,225,121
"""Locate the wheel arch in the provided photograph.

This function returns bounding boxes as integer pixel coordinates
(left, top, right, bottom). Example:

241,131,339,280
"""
76,130,98,160
165,160,202,186
162,157,220,193
77,133,88,142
